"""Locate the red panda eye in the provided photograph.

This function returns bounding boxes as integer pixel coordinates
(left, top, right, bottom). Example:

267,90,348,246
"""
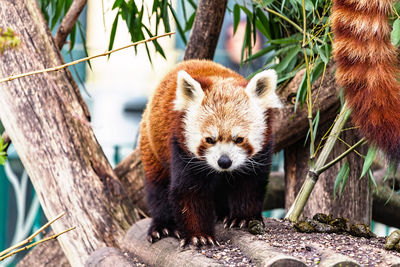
205,137,216,144
234,137,244,144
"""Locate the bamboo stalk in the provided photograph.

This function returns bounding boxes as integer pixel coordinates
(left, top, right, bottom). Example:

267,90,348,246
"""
285,103,352,222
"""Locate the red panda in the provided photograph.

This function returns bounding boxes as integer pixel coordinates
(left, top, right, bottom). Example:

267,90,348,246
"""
139,59,282,247
332,0,400,160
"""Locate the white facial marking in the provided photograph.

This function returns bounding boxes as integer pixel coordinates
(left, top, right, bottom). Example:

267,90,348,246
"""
205,143,247,172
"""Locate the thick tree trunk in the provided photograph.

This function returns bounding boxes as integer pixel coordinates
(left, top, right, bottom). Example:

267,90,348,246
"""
0,1,136,265
183,0,228,60
285,120,371,224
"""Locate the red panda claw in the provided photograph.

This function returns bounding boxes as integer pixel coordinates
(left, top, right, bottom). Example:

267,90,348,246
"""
174,230,181,239
179,238,187,248
200,236,207,245
147,235,153,243
207,236,215,246
224,223,229,229
215,240,221,246
151,231,161,239
239,220,247,229
162,228,169,236
223,217,228,224
191,236,200,246
229,219,237,228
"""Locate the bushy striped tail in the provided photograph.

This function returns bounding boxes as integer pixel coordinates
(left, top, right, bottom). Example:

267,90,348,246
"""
332,0,400,160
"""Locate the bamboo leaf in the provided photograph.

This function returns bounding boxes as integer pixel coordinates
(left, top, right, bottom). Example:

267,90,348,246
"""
233,4,241,34
360,146,378,179
69,24,76,51
384,162,398,182
184,12,196,32
244,45,276,62
274,45,301,73
316,44,328,64
112,0,124,9
162,0,171,33
77,21,91,69
391,18,400,46
339,163,350,198
108,14,119,56
262,0,275,6
304,110,320,145
168,3,187,44
333,161,349,199
368,169,377,188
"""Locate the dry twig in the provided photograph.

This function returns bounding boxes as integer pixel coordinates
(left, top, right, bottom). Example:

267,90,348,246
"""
0,212,74,261
0,32,175,84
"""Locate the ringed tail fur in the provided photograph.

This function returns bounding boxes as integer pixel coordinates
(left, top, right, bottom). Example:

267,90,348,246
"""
332,0,400,160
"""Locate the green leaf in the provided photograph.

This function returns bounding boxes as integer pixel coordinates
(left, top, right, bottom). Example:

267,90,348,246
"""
310,60,325,84
316,44,329,64
244,45,276,62
108,14,119,55
233,4,241,34
360,146,378,179
78,21,91,69
333,161,349,199
255,9,271,39
162,0,171,33
184,12,196,32
294,70,307,111
269,34,302,44
384,162,398,182
143,26,166,59
304,110,320,145
263,0,275,6
69,24,76,51
391,19,400,46
274,45,301,73
339,163,350,198
168,3,187,44
112,0,124,9
368,169,377,188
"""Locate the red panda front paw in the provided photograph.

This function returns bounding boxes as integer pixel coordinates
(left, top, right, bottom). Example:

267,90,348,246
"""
179,235,220,249
147,226,181,243
223,217,264,229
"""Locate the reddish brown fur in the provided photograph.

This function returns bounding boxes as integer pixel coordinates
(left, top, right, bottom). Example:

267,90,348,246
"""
332,0,400,160
139,60,248,182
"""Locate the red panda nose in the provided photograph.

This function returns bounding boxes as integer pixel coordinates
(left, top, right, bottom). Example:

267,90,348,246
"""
218,155,232,169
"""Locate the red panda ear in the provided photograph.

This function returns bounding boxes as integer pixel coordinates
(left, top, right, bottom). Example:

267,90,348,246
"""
174,70,205,111
245,69,282,109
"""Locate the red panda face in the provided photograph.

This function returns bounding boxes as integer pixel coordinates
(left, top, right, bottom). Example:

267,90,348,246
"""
174,70,281,172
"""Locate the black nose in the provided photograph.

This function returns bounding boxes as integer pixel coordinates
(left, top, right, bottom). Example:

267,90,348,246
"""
218,155,232,169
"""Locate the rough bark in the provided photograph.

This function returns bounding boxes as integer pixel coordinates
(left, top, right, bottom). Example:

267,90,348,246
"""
115,218,400,267
285,119,371,224
0,1,136,265
274,65,340,152
54,0,88,50
183,0,228,60
114,149,148,215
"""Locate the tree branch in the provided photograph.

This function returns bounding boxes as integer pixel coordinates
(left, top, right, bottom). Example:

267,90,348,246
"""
184,0,228,60
54,0,87,50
